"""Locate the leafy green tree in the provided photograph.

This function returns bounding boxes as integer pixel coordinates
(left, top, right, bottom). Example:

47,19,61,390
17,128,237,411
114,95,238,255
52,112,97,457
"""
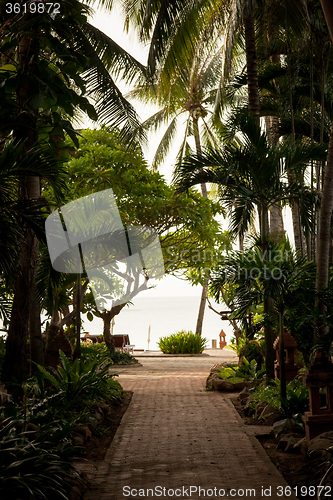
0,0,148,381
41,128,225,352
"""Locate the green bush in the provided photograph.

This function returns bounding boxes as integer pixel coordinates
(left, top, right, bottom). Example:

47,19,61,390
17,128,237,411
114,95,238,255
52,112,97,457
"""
31,351,123,410
249,378,309,417
0,350,126,500
239,340,264,367
220,358,265,383
0,417,83,500
80,341,135,365
24,350,123,429
158,330,208,354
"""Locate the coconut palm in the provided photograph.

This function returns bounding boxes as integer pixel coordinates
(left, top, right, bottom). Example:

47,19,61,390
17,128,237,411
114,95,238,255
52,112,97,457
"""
128,31,226,334
174,110,326,377
315,1,333,336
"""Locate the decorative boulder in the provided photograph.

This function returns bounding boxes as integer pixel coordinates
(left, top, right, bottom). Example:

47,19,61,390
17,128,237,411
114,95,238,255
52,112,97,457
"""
255,401,269,418
277,432,304,453
260,404,278,420
212,379,235,392
238,388,251,401
206,372,221,389
308,431,333,458
273,418,297,438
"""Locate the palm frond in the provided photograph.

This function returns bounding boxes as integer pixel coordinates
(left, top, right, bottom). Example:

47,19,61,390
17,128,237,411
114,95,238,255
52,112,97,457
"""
151,114,179,171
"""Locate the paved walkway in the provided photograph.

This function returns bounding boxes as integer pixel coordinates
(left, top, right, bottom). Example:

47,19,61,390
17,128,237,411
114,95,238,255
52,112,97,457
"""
81,350,297,500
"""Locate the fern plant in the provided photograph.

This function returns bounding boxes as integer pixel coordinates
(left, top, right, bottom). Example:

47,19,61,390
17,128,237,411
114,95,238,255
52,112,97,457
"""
28,351,123,414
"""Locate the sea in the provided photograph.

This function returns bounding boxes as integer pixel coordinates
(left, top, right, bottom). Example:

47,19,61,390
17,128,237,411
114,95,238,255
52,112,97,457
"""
83,294,234,351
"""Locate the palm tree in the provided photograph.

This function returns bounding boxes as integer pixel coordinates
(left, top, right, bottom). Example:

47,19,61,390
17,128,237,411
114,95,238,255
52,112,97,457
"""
0,141,67,381
210,241,316,397
316,1,333,336
128,30,225,334
174,111,326,378
0,0,147,382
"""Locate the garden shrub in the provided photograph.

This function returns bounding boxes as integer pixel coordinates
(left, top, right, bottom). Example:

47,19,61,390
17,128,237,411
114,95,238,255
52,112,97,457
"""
249,378,309,417
30,351,123,411
80,341,135,365
220,359,265,383
0,416,83,500
158,330,208,354
238,340,264,368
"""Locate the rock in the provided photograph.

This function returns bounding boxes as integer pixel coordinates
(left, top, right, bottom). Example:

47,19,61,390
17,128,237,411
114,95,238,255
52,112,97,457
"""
73,436,84,446
73,426,92,440
255,401,269,418
243,396,256,416
212,379,235,392
308,431,333,458
94,410,104,421
210,363,229,373
97,402,111,417
234,381,250,390
206,372,221,389
293,437,308,456
238,388,251,401
260,404,278,420
263,413,283,426
273,418,296,438
277,432,304,453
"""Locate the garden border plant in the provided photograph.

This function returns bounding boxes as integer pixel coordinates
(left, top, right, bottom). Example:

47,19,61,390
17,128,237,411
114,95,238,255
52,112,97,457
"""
158,330,208,354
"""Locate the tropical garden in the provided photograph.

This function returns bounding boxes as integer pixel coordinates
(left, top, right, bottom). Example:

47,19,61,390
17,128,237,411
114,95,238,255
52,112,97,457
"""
1,0,333,497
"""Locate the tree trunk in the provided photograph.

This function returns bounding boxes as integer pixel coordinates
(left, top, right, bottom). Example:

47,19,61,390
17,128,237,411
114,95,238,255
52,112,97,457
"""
195,283,208,336
313,1,333,337
193,114,208,336
244,12,260,119
29,291,44,372
279,310,286,400
100,303,126,352
1,24,40,383
316,121,333,335
264,116,284,238
73,273,81,360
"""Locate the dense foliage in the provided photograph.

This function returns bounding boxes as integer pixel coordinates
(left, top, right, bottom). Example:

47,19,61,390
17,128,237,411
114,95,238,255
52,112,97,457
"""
158,330,208,354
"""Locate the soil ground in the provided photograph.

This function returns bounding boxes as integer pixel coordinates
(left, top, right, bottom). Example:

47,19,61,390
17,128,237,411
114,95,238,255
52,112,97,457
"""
231,396,332,500
82,391,133,463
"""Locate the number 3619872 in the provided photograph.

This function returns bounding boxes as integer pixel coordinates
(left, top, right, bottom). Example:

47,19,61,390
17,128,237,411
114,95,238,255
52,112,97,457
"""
5,2,60,14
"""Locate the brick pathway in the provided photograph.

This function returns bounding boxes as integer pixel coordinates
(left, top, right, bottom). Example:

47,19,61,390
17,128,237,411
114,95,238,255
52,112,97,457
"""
81,353,297,500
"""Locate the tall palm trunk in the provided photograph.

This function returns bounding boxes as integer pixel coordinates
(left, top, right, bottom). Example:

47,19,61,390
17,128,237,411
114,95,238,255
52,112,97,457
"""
244,11,275,379
2,28,40,383
316,1,333,336
316,121,333,335
244,12,260,119
193,115,208,336
264,115,284,236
